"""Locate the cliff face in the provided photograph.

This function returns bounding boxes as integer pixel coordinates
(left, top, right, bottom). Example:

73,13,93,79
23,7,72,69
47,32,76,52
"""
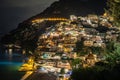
1,0,107,51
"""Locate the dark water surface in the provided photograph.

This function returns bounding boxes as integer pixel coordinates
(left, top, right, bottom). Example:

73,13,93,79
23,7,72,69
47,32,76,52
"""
0,49,25,80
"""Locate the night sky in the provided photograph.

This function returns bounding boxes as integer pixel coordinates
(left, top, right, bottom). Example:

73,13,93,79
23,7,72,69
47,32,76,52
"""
0,0,58,34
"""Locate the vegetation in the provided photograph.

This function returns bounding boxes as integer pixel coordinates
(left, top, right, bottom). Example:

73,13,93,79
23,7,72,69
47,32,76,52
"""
60,68,65,74
71,41,120,80
105,42,120,64
71,58,82,68
75,39,86,55
107,0,120,26
71,63,120,80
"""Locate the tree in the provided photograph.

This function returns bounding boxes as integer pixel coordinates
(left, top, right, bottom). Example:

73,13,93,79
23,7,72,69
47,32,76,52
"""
75,38,89,55
106,41,115,53
71,58,82,68
117,33,120,42
60,68,65,74
107,0,120,26
105,42,120,64
90,46,103,55
75,39,84,53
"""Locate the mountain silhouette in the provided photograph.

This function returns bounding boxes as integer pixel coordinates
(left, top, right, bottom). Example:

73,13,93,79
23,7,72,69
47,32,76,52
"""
1,0,107,51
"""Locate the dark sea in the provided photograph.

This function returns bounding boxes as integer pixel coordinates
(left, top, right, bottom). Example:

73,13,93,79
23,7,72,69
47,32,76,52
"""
0,48,25,80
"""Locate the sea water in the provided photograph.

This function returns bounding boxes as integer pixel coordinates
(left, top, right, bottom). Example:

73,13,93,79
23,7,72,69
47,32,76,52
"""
0,49,25,80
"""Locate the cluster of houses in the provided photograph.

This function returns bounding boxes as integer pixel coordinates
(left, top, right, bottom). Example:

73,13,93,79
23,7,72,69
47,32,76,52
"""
21,14,120,80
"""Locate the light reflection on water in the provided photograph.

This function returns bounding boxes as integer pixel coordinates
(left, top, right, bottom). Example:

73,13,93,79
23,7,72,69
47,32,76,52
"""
0,61,23,65
0,61,23,71
0,48,25,80
0,48,24,61
0,48,24,64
